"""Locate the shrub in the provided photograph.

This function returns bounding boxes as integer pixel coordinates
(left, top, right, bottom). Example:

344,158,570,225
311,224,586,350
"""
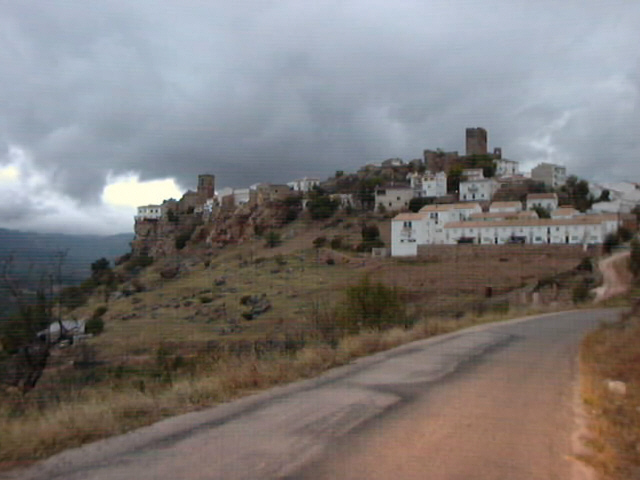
175,231,192,250
617,226,633,242
93,306,108,318
603,233,619,254
572,280,592,304
265,231,282,248
307,196,339,220
85,316,105,335
630,238,640,280
408,197,433,212
313,236,327,248
338,275,408,333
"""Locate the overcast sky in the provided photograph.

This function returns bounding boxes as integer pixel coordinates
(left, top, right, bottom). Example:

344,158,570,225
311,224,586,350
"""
0,0,638,234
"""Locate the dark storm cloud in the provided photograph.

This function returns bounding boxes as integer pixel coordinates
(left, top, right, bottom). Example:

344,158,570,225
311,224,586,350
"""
0,0,638,232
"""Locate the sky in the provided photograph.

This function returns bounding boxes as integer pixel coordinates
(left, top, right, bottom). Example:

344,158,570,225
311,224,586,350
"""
0,0,638,234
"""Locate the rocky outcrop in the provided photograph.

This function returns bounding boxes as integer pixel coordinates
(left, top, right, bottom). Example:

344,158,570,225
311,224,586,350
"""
131,199,300,261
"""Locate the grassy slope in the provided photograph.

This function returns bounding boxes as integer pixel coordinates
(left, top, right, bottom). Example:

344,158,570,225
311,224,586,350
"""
0,215,596,469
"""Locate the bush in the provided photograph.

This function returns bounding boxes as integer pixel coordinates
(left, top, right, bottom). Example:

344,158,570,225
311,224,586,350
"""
630,238,640,280
307,196,339,220
338,275,408,332
617,226,633,242
408,197,433,212
572,280,592,304
265,231,282,248
93,306,108,318
313,236,327,248
330,236,343,250
85,316,105,335
603,233,619,254
175,231,192,250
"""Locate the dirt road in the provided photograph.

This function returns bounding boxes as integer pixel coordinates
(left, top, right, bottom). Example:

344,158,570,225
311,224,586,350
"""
5,309,617,480
593,251,632,302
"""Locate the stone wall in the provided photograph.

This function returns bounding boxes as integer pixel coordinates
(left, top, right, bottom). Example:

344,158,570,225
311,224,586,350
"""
416,243,597,262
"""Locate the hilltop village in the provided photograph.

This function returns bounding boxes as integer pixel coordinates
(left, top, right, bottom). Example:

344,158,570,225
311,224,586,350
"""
134,127,638,259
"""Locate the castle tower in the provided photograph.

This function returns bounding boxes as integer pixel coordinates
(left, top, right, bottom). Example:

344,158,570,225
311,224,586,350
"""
465,127,488,156
197,174,215,201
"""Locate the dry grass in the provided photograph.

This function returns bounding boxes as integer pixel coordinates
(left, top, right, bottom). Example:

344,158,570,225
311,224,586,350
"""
0,216,598,470
579,308,640,479
0,308,530,469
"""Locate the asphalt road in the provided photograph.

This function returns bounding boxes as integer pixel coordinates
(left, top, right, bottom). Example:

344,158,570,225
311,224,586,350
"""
6,309,617,480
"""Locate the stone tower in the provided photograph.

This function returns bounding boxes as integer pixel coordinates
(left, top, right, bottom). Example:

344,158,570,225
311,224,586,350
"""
465,127,488,156
197,174,215,201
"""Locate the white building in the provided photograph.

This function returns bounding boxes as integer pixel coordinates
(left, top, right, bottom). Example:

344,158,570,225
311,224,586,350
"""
489,201,522,213
287,177,320,192
391,203,482,256
410,172,447,198
526,193,559,211
551,207,580,219
531,163,567,188
462,168,484,181
444,215,618,246
375,185,415,212
391,201,619,256
459,178,498,202
494,159,519,178
135,205,162,220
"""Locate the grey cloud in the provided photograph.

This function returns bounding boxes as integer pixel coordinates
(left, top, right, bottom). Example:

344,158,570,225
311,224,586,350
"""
0,0,639,231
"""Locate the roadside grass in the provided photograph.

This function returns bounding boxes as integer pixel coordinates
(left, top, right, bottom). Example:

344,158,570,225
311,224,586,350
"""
0,305,540,469
579,307,640,479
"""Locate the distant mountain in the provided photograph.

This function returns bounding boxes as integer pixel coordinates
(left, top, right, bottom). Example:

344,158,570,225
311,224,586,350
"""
0,228,132,286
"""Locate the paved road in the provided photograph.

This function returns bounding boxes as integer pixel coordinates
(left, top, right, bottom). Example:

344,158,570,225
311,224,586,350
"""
6,309,617,480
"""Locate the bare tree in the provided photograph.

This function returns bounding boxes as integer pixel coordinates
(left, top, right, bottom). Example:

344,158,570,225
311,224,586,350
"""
0,251,72,394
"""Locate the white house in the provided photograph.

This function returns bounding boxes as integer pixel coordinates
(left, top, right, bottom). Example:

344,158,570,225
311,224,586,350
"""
469,210,537,222
375,185,415,212
391,203,482,255
135,205,163,220
391,212,430,256
459,178,498,202
410,172,447,198
391,199,619,256
462,168,485,181
287,177,320,192
444,214,618,246
526,193,559,211
551,207,580,219
531,163,567,188
489,201,522,213
494,159,519,178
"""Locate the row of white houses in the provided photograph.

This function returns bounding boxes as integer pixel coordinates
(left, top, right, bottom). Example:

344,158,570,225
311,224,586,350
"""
391,202,620,257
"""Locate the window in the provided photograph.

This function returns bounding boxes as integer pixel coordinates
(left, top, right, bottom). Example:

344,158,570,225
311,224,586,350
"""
403,221,412,228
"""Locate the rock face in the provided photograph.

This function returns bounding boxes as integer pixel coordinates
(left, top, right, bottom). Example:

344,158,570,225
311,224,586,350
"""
131,216,200,259
131,197,300,261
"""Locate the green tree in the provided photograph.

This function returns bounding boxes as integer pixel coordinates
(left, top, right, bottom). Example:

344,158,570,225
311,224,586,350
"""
409,197,434,212
561,175,594,212
307,195,339,219
447,166,463,193
532,205,551,219
359,224,384,252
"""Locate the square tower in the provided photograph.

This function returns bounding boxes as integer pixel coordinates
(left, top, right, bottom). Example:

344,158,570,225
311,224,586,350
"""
465,127,488,156
197,174,215,200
